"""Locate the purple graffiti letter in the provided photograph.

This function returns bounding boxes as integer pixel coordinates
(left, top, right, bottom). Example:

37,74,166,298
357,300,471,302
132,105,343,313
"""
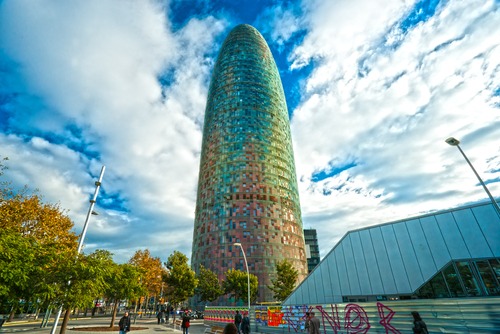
377,303,400,334
315,305,341,334
344,304,370,334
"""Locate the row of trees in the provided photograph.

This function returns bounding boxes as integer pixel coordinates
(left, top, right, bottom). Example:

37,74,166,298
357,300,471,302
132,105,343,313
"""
0,157,300,334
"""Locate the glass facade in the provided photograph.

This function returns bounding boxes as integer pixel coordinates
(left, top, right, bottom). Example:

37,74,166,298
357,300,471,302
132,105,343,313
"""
191,24,308,304
415,258,500,299
304,229,320,273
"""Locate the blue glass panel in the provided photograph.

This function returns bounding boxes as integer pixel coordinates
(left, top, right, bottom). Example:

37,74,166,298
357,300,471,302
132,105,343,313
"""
452,209,493,258
370,227,397,294
359,229,384,294
381,225,411,293
319,258,334,302
471,204,500,257
416,216,446,275
350,232,372,295
342,234,361,295
306,270,317,304
393,221,423,291
314,266,326,303
334,245,351,295
325,248,342,296
434,212,470,259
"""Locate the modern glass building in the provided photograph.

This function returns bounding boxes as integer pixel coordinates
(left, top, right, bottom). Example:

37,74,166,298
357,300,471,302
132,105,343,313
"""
304,229,320,273
191,24,308,304
283,200,500,305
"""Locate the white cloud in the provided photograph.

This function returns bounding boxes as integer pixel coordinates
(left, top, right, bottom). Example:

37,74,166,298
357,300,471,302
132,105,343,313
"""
289,0,500,257
254,3,302,47
0,0,228,262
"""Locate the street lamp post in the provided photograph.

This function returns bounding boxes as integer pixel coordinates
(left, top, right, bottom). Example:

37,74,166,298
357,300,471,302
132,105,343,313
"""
233,243,250,320
445,137,500,218
50,166,106,334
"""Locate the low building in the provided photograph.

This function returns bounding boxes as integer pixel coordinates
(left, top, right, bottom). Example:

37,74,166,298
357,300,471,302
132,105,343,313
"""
283,200,500,305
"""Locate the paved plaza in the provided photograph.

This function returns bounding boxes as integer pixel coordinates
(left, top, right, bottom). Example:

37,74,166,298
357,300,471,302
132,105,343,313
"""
0,316,207,334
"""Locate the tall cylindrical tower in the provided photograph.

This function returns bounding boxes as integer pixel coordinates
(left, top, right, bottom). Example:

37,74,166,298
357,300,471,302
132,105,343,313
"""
192,24,308,304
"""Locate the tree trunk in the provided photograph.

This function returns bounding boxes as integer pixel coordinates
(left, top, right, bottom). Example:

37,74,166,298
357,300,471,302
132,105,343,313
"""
35,306,41,320
172,303,177,323
7,310,15,322
59,308,71,334
92,300,98,316
110,298,119,328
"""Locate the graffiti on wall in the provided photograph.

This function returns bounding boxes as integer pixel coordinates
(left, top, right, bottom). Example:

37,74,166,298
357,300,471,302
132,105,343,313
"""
256,303,400,334
255,306,287,327
205,307,249,323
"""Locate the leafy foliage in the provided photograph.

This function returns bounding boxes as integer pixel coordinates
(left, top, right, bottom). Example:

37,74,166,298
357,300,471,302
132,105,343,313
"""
163,251,198,306
105,263,147,327
194,265,223,304
266,259,298,302
222,268,258,304
128,249,165,296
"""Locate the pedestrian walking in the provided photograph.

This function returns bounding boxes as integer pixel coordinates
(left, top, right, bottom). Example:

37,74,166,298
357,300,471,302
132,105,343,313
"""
157,310,163,325
309,312,320,334
411,311,429,334
241,312,250,334
234,310,242,334
181,311,191,334
304,312,311,333
223,323,238,334
119,311,131,334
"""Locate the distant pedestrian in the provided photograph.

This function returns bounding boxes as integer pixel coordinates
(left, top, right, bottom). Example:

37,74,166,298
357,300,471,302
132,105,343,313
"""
234,310,242,334
157,310,163,325
181,312,191,334
304,312,311,333
119,311,131,334
309,312,320,334
166,305,171,321
411,312,429,334
241,312,250,334
223,323,238,334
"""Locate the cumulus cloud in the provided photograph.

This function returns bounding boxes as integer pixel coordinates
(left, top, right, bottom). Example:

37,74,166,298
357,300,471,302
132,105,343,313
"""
254,3,302,48
289,0,500,257
0,0,228,262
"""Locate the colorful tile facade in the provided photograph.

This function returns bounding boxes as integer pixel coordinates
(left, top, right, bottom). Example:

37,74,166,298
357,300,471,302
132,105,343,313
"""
192,24,308,304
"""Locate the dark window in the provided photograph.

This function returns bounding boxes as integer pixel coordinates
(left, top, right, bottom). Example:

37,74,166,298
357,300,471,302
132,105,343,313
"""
456,262,482,297
376,295,387,301
443,264,466,297
475,260,500,296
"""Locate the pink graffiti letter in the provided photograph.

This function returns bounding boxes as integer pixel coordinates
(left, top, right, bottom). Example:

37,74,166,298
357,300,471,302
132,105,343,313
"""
344,304,370,334
283,306,300,333
315,305,341,334
377,303,400,334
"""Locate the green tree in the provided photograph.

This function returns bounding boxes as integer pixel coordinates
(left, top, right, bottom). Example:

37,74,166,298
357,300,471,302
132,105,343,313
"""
222,269,258,304
163,251,198,321
105,263,147,328
55,250,115,334
194,265,223,305
0,230,74,322
266,259,298,302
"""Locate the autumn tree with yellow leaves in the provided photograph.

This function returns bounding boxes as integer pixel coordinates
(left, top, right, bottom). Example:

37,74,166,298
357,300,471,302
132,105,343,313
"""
128,249,167,311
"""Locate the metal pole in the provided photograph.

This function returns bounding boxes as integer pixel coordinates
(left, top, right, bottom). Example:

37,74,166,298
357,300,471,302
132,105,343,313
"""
50,166,105,334
240,246,251,320
456,145,500,218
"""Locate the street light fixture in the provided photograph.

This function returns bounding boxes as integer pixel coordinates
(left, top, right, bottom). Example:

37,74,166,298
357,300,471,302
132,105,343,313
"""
50,166,106,334
233,242,250,320
445,137,500,217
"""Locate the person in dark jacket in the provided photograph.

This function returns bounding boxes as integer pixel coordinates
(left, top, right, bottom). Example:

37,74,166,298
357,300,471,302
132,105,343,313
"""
157,310,164,324
119,312,131,334
412,311,428,334
241,312,250,334
181,312,191,334
309,312,320,334
234,310,242,334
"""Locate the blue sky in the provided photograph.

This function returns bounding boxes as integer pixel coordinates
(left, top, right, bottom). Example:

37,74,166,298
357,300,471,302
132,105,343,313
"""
1,0,500,263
